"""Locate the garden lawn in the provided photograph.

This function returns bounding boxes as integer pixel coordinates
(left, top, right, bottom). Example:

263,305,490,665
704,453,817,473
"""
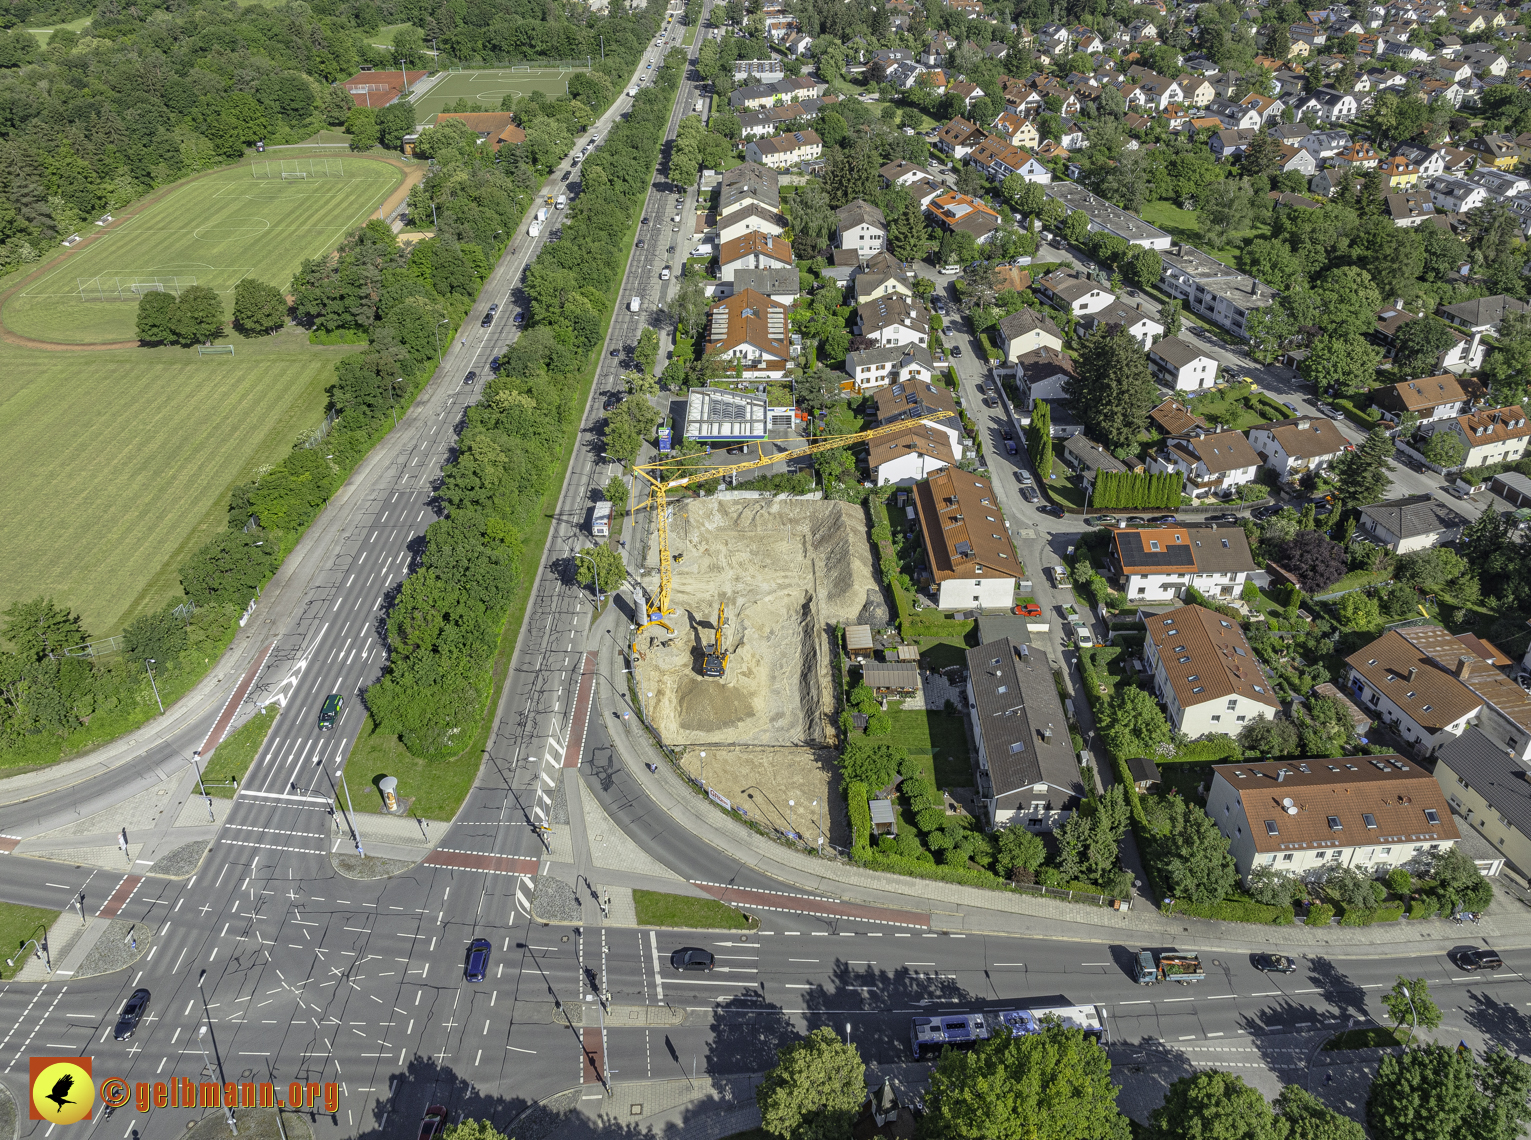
339,716,482,821
7,157,401,344
1319,569,1392,597
915,634,974,672
1139,200,1267,265
0,331,340,636
633,890,754,929
886,708,973,788
1188,382,1285,432
1045,456,1087,511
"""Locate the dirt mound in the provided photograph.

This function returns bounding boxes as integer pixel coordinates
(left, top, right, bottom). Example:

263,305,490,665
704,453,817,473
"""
637,498,884,746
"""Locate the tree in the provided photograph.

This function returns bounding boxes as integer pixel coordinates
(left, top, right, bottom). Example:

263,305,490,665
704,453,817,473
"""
1099,684,1173,762
1298,333,1383,398
1472,1046,1531,1140
172,284,226,344
1198,176,1253,248
1247,864,1300,906
796,366,843,413
1383,977,1443,1035
1419,428,1465,470
1368,1043,1474,1140
441,1119,511,1140
920,1026,1131,1140
1065,327,1159,451
1274,1085,1365,1140
376,101,416,151
231,278,287,335
1126,244,1163,289
1159,299,1183,339
1483,309,1531,406
135,289,178,344
1242,132,1284,178
2,598,88,661
995,826,1046,880
1314,267,1383,338
1147,1071,1277,1140
345,106,379,150
756,1027,866,1140
1329,425,1394,506
574,545,625,594
886,202,928,260
1062,207,1091,246
1425,845,1492,912
1335,590,1381,630
603,476,629,514
1392,315,1455,379
634,327,660,376
1272,530,1347,592
1238,714,1301,756
788,182,837,259
1152,793,1239,905
179,530,277,605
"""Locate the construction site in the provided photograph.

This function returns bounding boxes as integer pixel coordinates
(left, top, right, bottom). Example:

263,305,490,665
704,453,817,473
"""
630,496,885,848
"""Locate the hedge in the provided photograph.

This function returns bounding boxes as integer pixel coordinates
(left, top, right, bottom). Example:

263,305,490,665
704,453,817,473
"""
1459,455,1531,487
1092,471,1182,510
1305,903,1336,925
1338,902,1407,926
855,850,1007,889
1168,898,1295,925
1170,735,1242,764
846,780,872,856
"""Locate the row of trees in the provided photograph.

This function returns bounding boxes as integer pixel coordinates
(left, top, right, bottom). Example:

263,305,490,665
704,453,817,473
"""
1091,471,1182,510
363,53,688,757
135,279,288,346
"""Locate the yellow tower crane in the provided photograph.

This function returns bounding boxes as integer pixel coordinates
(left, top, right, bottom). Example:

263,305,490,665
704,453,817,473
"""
627,411,955,655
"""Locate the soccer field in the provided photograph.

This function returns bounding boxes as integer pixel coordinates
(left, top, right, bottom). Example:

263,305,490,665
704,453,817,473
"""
411,68,585,118
0,331,340,637
5,157,401,345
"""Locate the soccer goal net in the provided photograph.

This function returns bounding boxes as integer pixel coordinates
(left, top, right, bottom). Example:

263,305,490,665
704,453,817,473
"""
197,344,236,357
251,159,345,179
77,275,197,302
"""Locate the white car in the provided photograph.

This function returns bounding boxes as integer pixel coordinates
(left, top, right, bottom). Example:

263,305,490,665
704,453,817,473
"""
660,266,671,280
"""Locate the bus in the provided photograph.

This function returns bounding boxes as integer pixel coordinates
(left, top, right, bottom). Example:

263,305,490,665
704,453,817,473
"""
910,1003,1107,1058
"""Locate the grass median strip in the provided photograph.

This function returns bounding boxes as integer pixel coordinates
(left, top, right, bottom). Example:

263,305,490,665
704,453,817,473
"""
202,705,278,798
0,902,62,980
633,890,756,930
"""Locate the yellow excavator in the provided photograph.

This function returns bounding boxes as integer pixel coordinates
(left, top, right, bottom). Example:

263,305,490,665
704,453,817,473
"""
702,601,729,679
626,410,955,657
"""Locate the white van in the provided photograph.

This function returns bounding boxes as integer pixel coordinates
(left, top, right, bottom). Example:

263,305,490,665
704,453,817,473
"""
629,297,642,312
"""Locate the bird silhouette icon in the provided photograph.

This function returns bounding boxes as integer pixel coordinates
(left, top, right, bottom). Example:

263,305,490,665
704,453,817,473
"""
44,1073,76,1114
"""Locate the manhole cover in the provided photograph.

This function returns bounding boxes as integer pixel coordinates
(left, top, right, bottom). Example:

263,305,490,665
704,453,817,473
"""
630,1104,643,1116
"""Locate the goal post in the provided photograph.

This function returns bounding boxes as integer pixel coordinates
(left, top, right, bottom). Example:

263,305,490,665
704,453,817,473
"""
281,171,308,180
252,158,344,179
197,344,235,357
77,275,196,302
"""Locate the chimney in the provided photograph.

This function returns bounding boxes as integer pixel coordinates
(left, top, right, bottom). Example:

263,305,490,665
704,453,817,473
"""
1456,655,1472,678
1408,666,1417,682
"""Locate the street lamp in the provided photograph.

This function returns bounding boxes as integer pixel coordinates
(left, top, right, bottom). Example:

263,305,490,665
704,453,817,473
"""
788,799,795,839
1399,984,1420,1046
435,317,449,363
391,377,404,427
7,934,49,974
188,750,214,821
813,798,822,854
145,658,163,713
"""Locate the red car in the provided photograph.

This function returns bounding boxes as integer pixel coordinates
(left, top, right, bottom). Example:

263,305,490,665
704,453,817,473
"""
1014,603,1042,617
419,1106,448,1140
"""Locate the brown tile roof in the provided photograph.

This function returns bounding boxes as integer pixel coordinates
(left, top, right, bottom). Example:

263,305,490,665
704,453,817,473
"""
704,288,790,360
1167,429,1261,474
1147,605,1281,713
1149,397,1207,436
432,112,526,149
1212,758,1459,854
866,422,958,471
872,379,958,424
1344,628,1483,731
1256,416,1351,459
1457,405,1531,447
1396,624,1531,731
718,231,794,268
912,468,1021,583
1375,372,1467,413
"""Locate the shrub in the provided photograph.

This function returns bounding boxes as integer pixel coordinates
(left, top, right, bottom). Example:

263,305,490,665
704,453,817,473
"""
1408,899,1433,921
846,781,871,855
1373,903,1405,923
1169,898,1295,925
1306,903,1335,925
915,806,949,833
1386,867,1412,896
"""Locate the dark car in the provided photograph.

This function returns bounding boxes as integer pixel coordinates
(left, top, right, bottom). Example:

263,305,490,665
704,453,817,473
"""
641,216,650,224
610,349,620,357
1001,427,1014,440
951,345,963,357
670,947,715,972
419,1105,448,1140
1151,515,1178,525
604,394,620,410
636,238,645,247
1125,516,1147,526
1252,504,1283,520
1037,503,1065,518
489,356,501,373
1206,512,1240,524
1020,486,1039,503
982,395,997,408
1254,953,1298,973
318,693,343,730
114,988,151,1041
481,311,494,327
561,171,571,182
463,370,477,385
513,311,525,324
1457,948,1504,971
465,938,492,982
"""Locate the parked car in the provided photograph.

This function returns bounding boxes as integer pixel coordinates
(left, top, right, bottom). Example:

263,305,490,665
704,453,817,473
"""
1282,401,1299,413
1014,603,1043,617
1125,516,1146,526
670,948,715,972
1205,512,1240,524
1091,515,1120,528
1002,427,1014,441
114,989,151,1041
1252,504,1283,520
1445,484,1474,500
1020,486,1039,503
1151,515,1178,526
1456,948,1504,971
983,395,997,408
1037,503,1064,518
1253,953,1298,973
604,394,620,410
1017,468,1033,485
951,345,962,357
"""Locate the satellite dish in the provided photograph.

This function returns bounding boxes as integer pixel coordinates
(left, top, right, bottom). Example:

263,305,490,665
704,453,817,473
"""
1282,797,1294,808
1287,805,1299,815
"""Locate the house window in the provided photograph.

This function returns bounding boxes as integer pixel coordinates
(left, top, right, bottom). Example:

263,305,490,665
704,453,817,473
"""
1211,715,1221,723
1265,820,1279,836
1363,814,1377,829
1227,699,1238,711
1328,815,1342,831
1282,853,1294,862
1424,808,1440,825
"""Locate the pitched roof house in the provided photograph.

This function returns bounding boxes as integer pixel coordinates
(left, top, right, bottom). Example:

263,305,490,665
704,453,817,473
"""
1145,604,1281,734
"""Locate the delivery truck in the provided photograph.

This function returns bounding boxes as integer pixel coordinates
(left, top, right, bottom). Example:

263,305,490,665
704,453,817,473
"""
590,501,612,537
1135,950,1205,985
627,86,639,97
528,221,542,237
536,207,550,222
694,98,704,113
555,194,567,210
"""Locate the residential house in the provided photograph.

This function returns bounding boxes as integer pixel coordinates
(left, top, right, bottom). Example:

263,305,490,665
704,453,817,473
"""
852,264,916,305
726,267,798,305
1373,373,1474,423
1034,270,1117,316
1240,93,1287,124
1471,132,1524,169
1180,74,1219,105
1461,168,1531,198
423,112,525,152
855,295,930,348
1111,523,1262,605
1152,426,1262,498
1427,174,1490,214
1014,347,1077,407
1246,415,1351,485
925,192,1002,244
1438,295,1531,336
1147,335,1223,393
1313,87,1360,121
1395,142,1447,176
1145,604,1281,735
835,200,886,253
1059,435,1129,491
702,289,791,378
744,129,823,169
1042,182,1174,248
717,231,793,282
948,80,986,110
965,638,1086,830
879,159,932,188
1079,301,1164,349
1158,245,1278,340
1206,759,1460,883
1357,494,1470,553
1330,140,1381,169
991,111,1041,149
1434,728,1531,878
1416,405,1531,469
847,343,939,395
717,203,788,245
913,467,1022,610
718,162,781,217
1385,191,1439,226
1148,397,1208,436
994,308,1065,364
1377,155,1421,189
1211,127,1259,158
1276,144,1318,175
1208,97,1264,130
887,60,929,90
1298,129,1354,162
922,30,957,66
870,374,959,448
868,422,959,486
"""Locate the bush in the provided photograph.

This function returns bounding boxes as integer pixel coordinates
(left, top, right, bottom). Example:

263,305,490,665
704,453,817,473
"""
1408,899,1433,921
1373,903,1405,923
1305,903,1335,925
1386,867,1412,896
846,781,871,855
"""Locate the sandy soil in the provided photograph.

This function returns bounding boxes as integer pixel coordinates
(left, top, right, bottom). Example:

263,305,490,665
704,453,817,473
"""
635,497,887,747
678,745,851,849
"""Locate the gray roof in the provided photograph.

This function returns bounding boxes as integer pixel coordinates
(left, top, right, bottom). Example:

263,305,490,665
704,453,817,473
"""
864,662,920,690
1358,494,1470,540
1126,755,1161,784
1436,726,1531,840
1043,182,1171,246
836,199,886,232
964,638,1085,804
1439,294,1531,328
1180,524,1258,574
996,307,1062,343
718,162,781,212
1148,334,1214,370
1062,433,1129,475
732,267,800,297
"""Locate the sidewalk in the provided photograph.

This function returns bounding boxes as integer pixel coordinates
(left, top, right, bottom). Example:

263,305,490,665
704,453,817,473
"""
585,600,1531,954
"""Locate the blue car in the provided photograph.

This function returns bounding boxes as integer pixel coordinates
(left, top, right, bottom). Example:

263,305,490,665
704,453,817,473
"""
466,938,491,982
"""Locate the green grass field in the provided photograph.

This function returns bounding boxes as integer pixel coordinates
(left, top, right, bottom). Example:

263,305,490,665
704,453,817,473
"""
0,903,61,980
7,157,400,345
21,15,88,44
0,329,342,635
410,68,586,118
1138,199,1267,266
632,890,754,930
